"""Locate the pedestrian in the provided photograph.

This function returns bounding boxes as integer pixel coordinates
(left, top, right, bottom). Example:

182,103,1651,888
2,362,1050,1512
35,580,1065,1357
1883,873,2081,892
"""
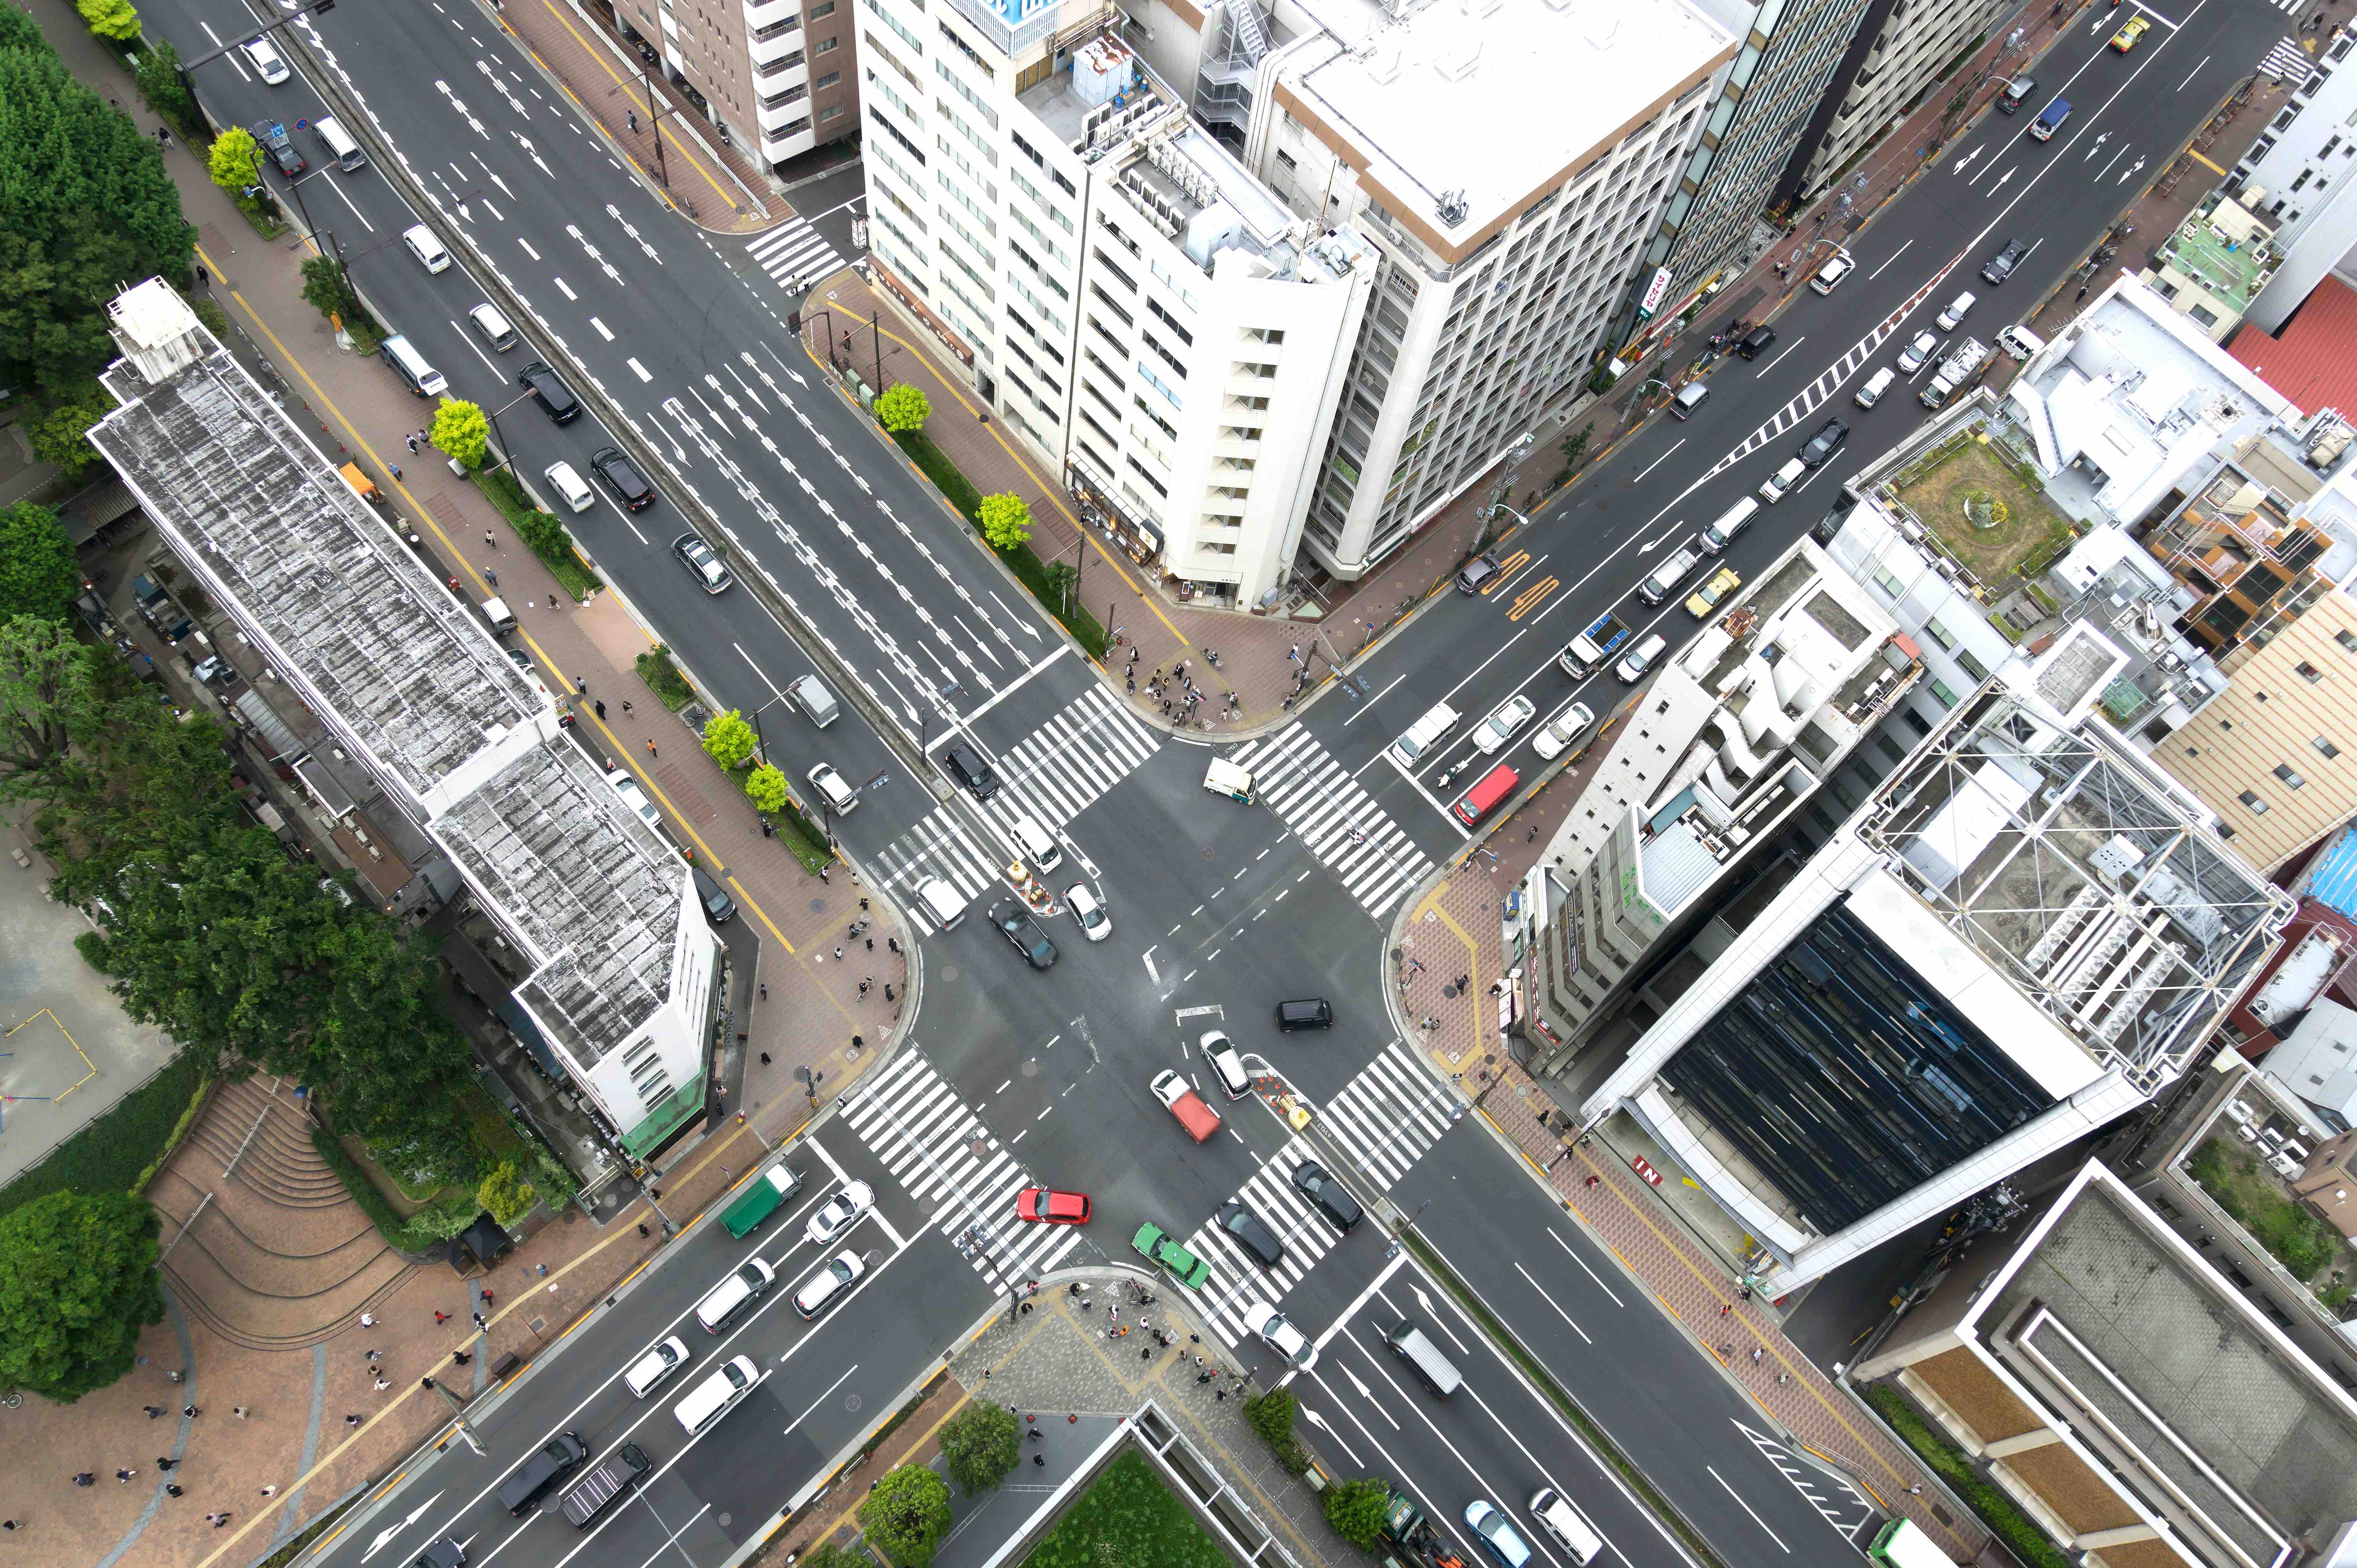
1720,1302,1732,1318
1216,1389,1226,1402
205,1513,222,1527
646,740,658,758
345,1414,363,1427
74,1475,94,1488
452,1352,472,1367
365,1349,382,1363
484,569,497,589
406,433,419,454
158,1458,177,1472
435,1311,451,1324
861,897,869,911
373,1377,390,1392
594,700,607,719
547,594,558,608
361,1313,377,1328
865,937,874,952
852,1035,864,1049
184,1405,200,1419
1750,1347,1763,1365
167,1484,184,1497
834,945,843,961
621,700,633,715
481,1290,494,1305
575,677,587,694
473,1312,487,1330
145,1406,164,1420
1033,1453,1045,1467
884,984,895,1002
2076,284,2090,301
889,936,901,955
259,1485,277,1499
1196,1372,1211,1385
1584,1173,1600,1189
759,985,769,1003
195,263,209,287
117,1470,136,1484
389,463,402,481
1907,1485,1922,1496
214,1512,233,1529
485,531,497,549
818,866,830,883
1194,1352,1205,1367
628,110,639,131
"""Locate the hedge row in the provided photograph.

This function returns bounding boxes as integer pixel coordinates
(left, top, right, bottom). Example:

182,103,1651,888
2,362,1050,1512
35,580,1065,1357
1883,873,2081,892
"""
479,468,602,599
0,1051,208,1221
1862,1384,2072,1568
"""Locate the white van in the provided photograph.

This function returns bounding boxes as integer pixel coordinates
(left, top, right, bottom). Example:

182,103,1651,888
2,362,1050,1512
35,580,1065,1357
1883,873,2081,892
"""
1203,757,1256,803
314,115,367,171
1011,815,1061,873
805,762,858,815
1383,1319,1462,1397
1699,497,1758,553
915,875,965,930
623,1335,690,1399
1670,381,1709,419
1390,701,1460,768
545,461,594,513
469,302,519,352
793,1249,868,1318
673,1355,757,1436
1936,290,1977,331
1853,366,1897,409
382,334,447,398
1997,323,2047,361
1638,543,1702,605
790,674,839,728
1529,1489,1604,1565
1616,633,1667,684
694,1258,774,1333
1757,457,1806,503
403,223,453,274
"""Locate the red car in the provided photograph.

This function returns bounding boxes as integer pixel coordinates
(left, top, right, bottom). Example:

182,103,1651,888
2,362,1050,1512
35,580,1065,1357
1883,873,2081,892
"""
1016,1188,1091,1225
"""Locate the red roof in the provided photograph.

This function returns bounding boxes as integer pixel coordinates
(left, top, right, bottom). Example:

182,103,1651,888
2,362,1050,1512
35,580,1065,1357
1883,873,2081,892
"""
2228,275,2357,419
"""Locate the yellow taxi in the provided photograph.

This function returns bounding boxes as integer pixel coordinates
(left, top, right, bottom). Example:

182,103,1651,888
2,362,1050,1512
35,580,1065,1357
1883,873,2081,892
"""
2110,15,2150,50
1686,567,1743,619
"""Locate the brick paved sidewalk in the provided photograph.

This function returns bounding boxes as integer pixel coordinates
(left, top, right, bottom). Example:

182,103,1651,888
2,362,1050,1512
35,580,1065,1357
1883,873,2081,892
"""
492,0,793,232
1381,740,1987,1564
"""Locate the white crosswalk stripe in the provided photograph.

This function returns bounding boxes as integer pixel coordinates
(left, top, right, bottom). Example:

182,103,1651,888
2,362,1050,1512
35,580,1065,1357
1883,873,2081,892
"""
1314,1040,1457,1189
976,687,1160,832
2259,35,2314,81
840,1051,1086,1283
1225,730,1436,918
1180,1135,1346,1338
744,216,846,295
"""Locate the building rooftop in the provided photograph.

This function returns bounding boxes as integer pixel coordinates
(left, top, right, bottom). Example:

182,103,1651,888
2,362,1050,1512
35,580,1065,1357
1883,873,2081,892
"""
85,280,686,1068
1276,0,1733,246
1861,681,2293,1089
2153,192,2281,313
2229,274,2357,421
1971,1162,2357,1568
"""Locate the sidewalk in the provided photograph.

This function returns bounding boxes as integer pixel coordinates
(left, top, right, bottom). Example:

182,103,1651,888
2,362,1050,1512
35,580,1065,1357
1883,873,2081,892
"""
17,3,909,1561
1383,738,1988,1564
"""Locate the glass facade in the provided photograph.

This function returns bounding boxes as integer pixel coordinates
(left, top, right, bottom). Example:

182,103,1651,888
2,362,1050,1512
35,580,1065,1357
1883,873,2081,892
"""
1660,899,2053,1234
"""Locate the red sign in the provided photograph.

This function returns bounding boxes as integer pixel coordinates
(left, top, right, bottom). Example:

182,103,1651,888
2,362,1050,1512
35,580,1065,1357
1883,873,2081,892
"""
1630,1156,1663,1187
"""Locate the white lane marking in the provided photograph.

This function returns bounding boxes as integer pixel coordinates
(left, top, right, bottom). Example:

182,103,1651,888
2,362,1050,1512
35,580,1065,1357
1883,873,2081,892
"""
1547,1228,1625,1307
1513,1262,1591,1343
1709,1465,1791,1553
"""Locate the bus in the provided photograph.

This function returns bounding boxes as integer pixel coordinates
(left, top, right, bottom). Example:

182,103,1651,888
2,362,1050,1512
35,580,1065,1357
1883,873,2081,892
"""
1868,1519,1957,1568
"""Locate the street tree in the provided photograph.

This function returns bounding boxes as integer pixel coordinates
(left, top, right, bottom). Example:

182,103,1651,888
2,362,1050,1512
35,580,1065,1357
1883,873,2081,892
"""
744,763,789,815
513,507,569,561
299,254,361,329
977,492,1031,551
0,1191,167,1403
1324,1478,1393,1553
857,1464,951,1568
132,39,193,124
75,0,141,41
430,400,491,469
0,616,111,786
0,504,80,624
207,126,262,197
702,709,757,770
27,383,114,480
874,384,929,434
938,1400,1021,1495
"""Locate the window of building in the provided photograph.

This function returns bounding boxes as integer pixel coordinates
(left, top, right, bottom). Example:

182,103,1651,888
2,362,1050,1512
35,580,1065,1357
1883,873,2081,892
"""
814,32,838,51
1956,649,1990,682
1873,566,1906,597
2340,629,2357,655
2299,660,2325,682
1928,679,1960,710
2318,736,2343,759
2276,764,2307,788
2239,789,2271,814
816,69,839,88
809,0,835,13
1923,617,1957,650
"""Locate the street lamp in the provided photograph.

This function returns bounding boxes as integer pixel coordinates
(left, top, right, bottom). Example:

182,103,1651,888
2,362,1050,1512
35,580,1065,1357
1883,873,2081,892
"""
477,387,540,478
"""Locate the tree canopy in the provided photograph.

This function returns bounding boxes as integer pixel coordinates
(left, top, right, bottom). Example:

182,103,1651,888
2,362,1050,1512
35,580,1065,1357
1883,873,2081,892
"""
874,383,929,434
859,1465,951,1568
0,1191,166,1403
977,492,1032,551
0,504,80,624
939,1400,1020,1495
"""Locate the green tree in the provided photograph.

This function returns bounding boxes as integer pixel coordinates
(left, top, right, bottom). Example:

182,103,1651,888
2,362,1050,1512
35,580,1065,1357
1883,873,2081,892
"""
702,709,757,770
938,1400,1020,1495
0,37,195,399
75,0,140,40
514,508,568,560
27,384,114,480
431,399,491,469
0,617,111,785
0,1191,166,1403
300,254,361,328
858,1465,951,1568
977,492,1031,551
1324,1478,1392,1553
1244,1386,1297,1446
0,504,80,624
874,383,930,434
744,763,788,815
132,39,193,125
208,126,262,197
1560,423,1592,466
476,1160,538,1225
797,1545,871,1568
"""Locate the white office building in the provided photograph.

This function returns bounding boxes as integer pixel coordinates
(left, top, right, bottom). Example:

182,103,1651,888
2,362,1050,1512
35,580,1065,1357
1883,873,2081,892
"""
86,280,722,1162
2237,28,2357,335
859,0,1737,605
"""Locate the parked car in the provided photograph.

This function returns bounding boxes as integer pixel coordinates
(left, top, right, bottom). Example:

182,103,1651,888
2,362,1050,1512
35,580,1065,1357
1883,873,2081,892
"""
610,775,662,834
989,901,1058,970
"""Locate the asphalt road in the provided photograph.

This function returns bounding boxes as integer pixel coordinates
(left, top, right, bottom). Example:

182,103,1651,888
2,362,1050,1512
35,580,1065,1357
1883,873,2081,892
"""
127,0,2294,1562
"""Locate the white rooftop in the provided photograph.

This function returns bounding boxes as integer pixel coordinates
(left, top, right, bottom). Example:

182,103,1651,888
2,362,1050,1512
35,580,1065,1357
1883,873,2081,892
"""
1278,0,1734,242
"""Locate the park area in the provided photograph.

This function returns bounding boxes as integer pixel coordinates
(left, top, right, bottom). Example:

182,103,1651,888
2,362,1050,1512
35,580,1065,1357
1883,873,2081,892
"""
1021,1450,1227,1568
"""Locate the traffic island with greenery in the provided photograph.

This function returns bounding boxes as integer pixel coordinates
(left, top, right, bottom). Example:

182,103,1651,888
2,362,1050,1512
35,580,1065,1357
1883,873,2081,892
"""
1863,1384,2071,1568
479,466,603,600
859,1464,953,1568
873,391,1109,659
2187,1137,2353,1290
1019,1450,1225,1568
635,644,698,711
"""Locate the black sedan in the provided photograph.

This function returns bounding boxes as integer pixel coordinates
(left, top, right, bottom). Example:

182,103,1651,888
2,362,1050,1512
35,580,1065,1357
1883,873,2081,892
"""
989,901,1058,970
250,120,304,177
1799,418,1850,468
517,360,580,423
590,445,655,511
1216,1198,1286,1268
1291,1160,1362,1233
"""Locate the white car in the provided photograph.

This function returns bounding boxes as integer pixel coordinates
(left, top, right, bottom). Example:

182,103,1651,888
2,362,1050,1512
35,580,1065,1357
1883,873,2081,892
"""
1245,1302,1317,1371
544,460,594,514
244,37,291,84
610,774,662,834
1530,699,1594,761
1472,694,1537,754
804,1180,874,1247
403,223,453,274
1895,329,1941,375
1066,883,1112,942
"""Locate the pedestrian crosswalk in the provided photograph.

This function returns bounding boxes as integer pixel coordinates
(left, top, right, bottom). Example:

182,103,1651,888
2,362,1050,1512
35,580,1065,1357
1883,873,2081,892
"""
2258,35,2314,82
743,213,846,297
1180,1134,1350,1337
838,1051,1087,1284
1224,730,1436,919
872,688,1162,924
1317,1039,1458,1189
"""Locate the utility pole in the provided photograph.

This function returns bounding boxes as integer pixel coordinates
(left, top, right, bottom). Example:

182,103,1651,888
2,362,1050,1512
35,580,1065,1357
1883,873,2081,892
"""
419,1378,485,1456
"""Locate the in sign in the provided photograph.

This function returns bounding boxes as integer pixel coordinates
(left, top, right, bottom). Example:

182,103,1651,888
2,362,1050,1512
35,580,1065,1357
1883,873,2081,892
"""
1630,1155,1663,1187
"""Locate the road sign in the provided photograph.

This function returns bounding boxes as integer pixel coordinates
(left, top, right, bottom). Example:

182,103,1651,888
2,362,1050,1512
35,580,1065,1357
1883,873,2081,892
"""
1631,1156,1663,1187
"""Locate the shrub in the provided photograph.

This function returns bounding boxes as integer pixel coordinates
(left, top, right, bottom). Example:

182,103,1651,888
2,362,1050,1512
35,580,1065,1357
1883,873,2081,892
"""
634,646,696,710
475,1160,537,1226
76,0,140,41
133,40,193,126
1865,1385,2072,1568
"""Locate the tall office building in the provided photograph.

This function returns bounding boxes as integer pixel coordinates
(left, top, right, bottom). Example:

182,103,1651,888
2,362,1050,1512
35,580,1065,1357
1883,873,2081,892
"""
857,0,1737,607
603,0,858,176
1575,670,2291,1295
1790,0,2012,202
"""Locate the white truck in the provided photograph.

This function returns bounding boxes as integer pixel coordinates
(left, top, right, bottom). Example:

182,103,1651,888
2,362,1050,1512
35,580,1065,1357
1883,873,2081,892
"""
1920,337,1990,409
1558,613,1633,677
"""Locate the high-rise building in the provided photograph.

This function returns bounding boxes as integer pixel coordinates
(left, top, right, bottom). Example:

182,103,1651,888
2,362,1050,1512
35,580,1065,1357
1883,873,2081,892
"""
2237,28,2357,335
1574,670,2291,1294
857,0,1738,606
606,0,858,177
1790,0,2013,203
86,280,723,1159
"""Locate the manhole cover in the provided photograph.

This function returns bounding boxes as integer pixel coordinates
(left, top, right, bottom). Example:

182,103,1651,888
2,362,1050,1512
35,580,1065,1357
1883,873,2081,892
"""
1515,1084,1531,1099
1020,1057,1040,1076
1442,985,1459,999
845,1393,863,1412
917,1191,938,1212
811,898,827,913
942,965,958,982
563,1208,578,1222
718,1512,731,1527
528,1316,547,1335
1202,846,1215,858
970,1136,990,1160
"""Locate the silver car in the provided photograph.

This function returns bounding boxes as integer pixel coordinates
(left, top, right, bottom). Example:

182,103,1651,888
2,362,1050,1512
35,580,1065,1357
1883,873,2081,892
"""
1472,694,1537,754
804,1181,874,1247
1895,329,1941,374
